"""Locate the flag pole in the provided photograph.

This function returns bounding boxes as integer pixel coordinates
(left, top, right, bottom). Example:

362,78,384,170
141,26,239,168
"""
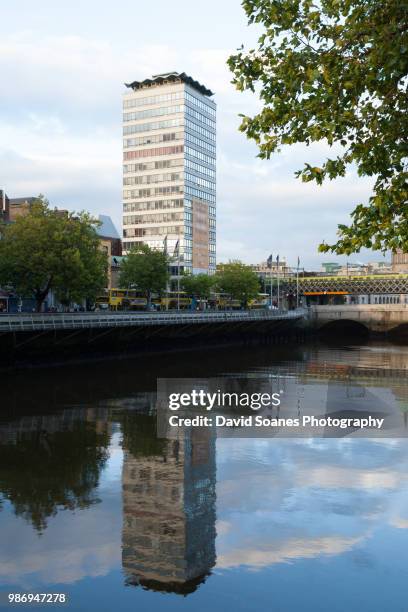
277,255,280,310
296,256,300,309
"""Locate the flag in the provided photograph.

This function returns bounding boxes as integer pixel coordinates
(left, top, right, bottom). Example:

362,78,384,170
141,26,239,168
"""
297,256,300,270
163,235,168,255
276,254,280,265
266,254,273,268
173,240,180,258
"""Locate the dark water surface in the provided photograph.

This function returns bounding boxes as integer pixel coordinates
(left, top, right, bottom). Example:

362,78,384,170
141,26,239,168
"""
1,341,408,611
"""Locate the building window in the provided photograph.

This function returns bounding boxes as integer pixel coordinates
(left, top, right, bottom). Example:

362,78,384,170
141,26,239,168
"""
123,145,184,159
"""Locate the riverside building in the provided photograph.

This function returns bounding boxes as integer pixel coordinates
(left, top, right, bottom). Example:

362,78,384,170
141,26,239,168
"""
122,72,216,284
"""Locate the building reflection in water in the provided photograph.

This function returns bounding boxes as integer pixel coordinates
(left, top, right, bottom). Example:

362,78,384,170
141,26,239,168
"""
121,415,216,595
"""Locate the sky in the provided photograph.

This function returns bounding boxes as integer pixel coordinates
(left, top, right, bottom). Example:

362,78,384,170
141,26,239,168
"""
0,0,387,269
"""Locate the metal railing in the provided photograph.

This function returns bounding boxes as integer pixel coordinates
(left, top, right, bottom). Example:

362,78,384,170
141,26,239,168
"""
0,308,305,333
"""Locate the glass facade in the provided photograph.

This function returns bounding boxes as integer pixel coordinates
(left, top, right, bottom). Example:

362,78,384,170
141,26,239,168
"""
122,74,216,276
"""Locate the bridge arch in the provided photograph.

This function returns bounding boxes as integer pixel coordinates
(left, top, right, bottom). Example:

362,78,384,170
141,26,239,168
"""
317,319,370,338
388,322,408,340
310,305,408,334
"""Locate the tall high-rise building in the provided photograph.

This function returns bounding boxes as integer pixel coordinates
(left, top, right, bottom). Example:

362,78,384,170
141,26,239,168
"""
122,72,216,283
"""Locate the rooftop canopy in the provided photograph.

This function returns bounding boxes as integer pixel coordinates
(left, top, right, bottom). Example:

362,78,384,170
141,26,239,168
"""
125,71,214,97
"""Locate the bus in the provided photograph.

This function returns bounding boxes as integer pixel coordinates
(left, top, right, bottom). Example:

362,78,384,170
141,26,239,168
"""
212,293,242,310
160,291,192,310
123,290,148,310
104,289,193,311
95,291,109,310
249,293,269,309
105,289,148,310
101,289,272,311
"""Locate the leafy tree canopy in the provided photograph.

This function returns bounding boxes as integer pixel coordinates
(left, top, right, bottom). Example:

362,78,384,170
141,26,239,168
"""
228,0,408,254
0,196,108,310
181,272,216,299
215,261,260,306
0,421,109,533
119,243,169,306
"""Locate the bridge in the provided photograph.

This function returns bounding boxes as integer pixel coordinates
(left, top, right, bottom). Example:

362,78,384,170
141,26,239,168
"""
309,304,408,333
282,275,408,296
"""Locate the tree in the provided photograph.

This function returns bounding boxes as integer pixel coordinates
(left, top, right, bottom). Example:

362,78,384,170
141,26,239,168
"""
119,243,169,308
0,419,110,533
120,412,167,457
215,261,260,307
0,196,108,311
181,273,215,300
228,0,408,255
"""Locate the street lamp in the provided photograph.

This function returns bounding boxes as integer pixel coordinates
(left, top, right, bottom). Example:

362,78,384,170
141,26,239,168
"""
173,237,181,311
267,254,273,309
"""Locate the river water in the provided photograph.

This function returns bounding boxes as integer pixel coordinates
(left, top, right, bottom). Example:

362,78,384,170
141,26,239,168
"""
1,340,408,611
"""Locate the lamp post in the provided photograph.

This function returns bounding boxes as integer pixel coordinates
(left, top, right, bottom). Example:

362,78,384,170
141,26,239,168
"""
173,238,181,311
162,236,170,311
177,249,181,311
267,254,273,309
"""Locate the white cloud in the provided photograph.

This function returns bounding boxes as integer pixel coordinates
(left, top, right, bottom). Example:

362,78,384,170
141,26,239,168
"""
389,516,408,529
0,19,379,267
216,520,233,536
295,466,405,490
217,535,364,569
0,504,120,588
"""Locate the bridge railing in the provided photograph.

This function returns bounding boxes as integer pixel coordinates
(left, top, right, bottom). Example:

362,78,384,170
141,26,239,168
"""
0,308,305,333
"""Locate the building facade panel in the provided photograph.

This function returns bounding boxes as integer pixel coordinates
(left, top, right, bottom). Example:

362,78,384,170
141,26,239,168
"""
392,250,408,273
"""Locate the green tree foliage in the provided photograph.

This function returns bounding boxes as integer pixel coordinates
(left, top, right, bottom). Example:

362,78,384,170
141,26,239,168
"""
120,413,167,457
215,261,260,306
119,243,169,308
0,196,108,310
181,272,216,299
0,420,110,533
228,0,408,254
